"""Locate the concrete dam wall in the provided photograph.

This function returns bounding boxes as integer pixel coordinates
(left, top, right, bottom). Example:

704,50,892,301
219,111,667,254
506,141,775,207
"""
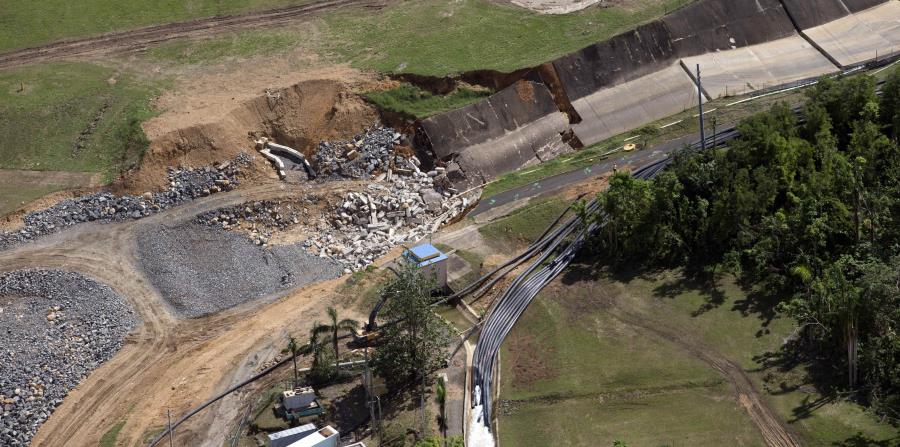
418,0,900,187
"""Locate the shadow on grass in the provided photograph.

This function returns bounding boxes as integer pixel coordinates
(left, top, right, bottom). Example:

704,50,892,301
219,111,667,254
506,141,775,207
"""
832,432,900,446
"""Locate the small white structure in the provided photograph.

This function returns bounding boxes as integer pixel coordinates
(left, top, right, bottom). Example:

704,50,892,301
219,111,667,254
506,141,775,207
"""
287,425,339,447
282,387,316,411
403,243,448,289
268,423,317,447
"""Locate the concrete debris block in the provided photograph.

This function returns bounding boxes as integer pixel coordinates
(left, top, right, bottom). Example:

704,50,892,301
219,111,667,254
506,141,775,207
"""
313,126,403,180
300,167,474,272
0,152,253,252
0,269,137,447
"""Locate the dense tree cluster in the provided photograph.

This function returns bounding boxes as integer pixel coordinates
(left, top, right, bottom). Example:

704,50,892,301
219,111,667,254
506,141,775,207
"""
584,72,900,416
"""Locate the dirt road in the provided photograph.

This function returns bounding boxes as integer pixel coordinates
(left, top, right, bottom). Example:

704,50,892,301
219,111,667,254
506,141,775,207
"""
0,180,367,447
0,0,383,69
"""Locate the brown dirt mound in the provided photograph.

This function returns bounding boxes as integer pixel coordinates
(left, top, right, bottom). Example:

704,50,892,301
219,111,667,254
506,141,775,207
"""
121,78,378,194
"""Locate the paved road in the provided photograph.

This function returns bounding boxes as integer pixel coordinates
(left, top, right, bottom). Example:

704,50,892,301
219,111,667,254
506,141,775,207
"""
471,133,698,215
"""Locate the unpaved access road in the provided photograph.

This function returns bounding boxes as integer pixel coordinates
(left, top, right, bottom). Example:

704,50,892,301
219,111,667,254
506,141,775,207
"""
0,0,385,69
0,180,367,447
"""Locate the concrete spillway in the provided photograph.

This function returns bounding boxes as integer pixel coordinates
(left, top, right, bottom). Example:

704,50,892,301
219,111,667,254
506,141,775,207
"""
418,0,899,186
569,64,702,146
681,35,837,98
801,1,900,67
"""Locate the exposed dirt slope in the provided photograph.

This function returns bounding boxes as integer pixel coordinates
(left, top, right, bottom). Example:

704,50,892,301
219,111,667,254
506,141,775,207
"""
126,72,379,193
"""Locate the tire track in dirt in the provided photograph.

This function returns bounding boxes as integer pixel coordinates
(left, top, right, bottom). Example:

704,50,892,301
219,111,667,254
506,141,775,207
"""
0,180,364,446
0,0,384,69
609,308,801,447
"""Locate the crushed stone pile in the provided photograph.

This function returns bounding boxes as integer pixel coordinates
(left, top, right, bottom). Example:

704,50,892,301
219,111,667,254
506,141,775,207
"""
0,269,138,446
136,223,342,317
0,153,252,251
313,126,405,179
195,199,314,247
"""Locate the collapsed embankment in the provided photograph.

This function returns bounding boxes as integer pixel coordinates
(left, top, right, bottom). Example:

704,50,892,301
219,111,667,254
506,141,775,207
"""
126,79,379,194
415,0,896,187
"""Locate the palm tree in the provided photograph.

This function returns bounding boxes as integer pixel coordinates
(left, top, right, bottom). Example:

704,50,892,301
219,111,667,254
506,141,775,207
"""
313,307,359,371
435,376,447,441
287,335,300,388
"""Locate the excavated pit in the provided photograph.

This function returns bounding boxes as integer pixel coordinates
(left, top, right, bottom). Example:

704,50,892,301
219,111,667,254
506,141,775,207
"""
122,79,379,194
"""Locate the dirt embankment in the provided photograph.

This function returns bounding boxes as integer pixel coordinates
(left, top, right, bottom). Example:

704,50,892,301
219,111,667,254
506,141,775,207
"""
125,76,380,194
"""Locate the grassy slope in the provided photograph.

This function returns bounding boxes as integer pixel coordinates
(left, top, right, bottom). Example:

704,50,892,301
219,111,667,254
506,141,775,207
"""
322,0,692,76
478,198,570,249
0,0,316,52
363,84,492,119
0,62,161,179
145,27,309,64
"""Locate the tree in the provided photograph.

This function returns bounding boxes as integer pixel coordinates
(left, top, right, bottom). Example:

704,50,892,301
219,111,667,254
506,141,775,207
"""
287,335,300,388
435,376,447,439
301,321,337,385
371,263,451,391
313,306,358,371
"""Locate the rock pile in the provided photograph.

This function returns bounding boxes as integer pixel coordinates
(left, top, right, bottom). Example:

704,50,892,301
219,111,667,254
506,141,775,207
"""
0,270,137,446
303,169,470,272
195,199,309,246
0,153,252,251
314,126,405,179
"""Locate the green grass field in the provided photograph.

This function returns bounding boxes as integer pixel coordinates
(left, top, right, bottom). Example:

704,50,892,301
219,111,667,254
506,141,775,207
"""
145,27,310,65
498,288,764,446
478,198,570,249
363,84,491,119
0,62,161,180
495,267,898,446
0,0,317,52
322,0,692,76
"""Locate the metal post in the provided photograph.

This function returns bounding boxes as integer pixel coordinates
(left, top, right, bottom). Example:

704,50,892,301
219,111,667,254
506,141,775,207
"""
697,64,706,151
167,409,174,447
711,116,717,149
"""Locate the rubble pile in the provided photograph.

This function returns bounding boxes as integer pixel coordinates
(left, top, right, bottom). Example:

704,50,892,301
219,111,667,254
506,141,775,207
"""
0,153,252,251
314,126,405,179
195,199,310,246
0,270,138,446
303,168,470,272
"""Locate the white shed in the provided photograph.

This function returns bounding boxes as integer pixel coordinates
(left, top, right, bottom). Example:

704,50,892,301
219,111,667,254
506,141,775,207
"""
268,424,317,447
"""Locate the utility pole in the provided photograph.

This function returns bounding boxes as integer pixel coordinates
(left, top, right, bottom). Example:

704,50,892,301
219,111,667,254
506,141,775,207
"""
167,409,175,447
697,64,706,151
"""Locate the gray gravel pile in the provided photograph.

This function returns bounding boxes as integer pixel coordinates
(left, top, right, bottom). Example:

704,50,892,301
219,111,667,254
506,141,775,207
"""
0,269,137,446
194,200,311,246
314,126,404,179
0,153,252,251
136,223,341,317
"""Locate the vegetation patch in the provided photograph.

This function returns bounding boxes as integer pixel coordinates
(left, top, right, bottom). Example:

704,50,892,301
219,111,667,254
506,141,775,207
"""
363,84,491,119
99,419,126,447
146,28,307,65
0,62,161,180
478,198,569,248
322,0,692,76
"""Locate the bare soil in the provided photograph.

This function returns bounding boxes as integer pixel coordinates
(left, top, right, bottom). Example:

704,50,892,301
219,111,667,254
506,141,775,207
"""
125,63,381,193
